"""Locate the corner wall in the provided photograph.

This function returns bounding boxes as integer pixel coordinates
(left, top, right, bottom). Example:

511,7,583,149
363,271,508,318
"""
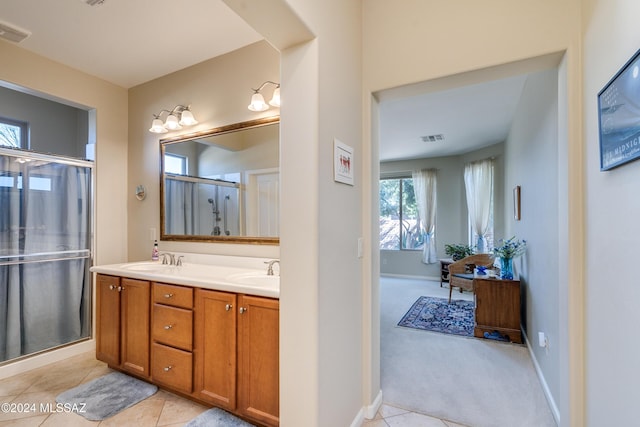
583,1,640,424
504,67,561,420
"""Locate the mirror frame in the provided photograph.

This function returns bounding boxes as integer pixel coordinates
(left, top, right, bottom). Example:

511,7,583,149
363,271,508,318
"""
159,116,280,245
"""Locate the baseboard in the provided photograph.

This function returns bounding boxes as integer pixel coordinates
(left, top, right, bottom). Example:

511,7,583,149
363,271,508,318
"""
523,332,561,425
381,273,440,282
0,339,95,380
350,390,382,427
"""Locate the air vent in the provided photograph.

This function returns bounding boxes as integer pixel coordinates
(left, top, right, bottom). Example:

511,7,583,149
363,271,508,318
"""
0,21,31,43
83,0,105,5
420,134,445,143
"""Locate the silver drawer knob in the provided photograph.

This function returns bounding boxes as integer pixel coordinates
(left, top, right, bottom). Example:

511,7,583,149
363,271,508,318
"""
225,304,233,311
164,293,173,298
164,324,173,330
163,365,172,372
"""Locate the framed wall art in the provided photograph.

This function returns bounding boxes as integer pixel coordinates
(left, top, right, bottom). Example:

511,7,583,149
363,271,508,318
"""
598,48,640,171
334,139,354,185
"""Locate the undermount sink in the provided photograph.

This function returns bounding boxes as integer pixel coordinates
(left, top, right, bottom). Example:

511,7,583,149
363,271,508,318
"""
120,262,173,272
226,271,280,287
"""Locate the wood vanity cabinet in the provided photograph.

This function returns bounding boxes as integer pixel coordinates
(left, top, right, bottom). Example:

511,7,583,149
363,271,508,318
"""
151,283,194,393
194,289,237,410
194,290,280,426
96,274,150,377
95,274,279,426
237,294,280,426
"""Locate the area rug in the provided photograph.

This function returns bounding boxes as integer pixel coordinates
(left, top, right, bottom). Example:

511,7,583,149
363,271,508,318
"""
185,407,255,427
397,296,474,337
56,371,158,421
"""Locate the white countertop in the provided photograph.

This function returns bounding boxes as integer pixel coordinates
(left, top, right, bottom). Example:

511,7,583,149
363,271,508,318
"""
90,255,279,299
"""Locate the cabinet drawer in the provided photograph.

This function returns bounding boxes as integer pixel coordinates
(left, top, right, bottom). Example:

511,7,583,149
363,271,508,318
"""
152,343,192,393
153,304,193,351
153,283,193,309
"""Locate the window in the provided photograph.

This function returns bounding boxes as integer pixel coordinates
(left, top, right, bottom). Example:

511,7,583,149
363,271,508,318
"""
380,177,425,250
164,153,187,175
0,117,28,148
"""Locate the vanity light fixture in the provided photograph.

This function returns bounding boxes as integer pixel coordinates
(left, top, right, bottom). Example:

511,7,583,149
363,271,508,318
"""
248,81,280,112
149,105,198,134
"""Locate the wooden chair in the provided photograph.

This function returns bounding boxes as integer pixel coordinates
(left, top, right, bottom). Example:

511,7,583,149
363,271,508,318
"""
447,253,495,303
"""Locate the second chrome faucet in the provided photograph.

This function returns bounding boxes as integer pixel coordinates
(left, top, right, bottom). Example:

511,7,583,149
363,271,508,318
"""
264,259,280,276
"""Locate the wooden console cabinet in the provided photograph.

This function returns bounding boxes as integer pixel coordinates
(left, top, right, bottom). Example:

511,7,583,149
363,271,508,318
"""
473,277,522,344
95,273,280,426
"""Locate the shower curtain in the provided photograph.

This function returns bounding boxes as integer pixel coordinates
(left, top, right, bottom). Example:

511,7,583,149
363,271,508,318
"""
0,153,92,363
165,178,199,235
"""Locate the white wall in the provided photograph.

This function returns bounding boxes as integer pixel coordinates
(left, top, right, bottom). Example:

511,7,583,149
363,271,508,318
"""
504,68,561,418
583,0,640,425
363,1,582,425
277,1,363,425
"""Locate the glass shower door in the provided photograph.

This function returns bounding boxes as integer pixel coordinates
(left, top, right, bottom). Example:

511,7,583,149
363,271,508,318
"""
0,150,93,364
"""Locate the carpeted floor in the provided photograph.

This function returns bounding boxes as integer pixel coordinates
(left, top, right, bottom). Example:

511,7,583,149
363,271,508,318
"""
381,276,557,427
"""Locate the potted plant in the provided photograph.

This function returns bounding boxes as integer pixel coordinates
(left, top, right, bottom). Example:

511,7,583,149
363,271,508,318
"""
444,243,475,261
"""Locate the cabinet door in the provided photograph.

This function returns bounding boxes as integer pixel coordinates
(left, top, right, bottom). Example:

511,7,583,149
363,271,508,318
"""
121,278,150,377
194,289,237,410
238,295,279,426
96,274,121,366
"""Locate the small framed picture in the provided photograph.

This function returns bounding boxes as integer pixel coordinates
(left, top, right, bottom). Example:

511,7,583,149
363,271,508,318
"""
334,139,354,185
513,185,521,220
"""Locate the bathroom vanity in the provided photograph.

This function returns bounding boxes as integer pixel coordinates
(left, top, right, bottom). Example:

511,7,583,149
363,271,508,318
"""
92,256,279,427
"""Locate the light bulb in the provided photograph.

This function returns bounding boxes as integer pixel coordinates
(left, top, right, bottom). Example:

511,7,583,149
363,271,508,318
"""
164,114,182,130
248,93,269,112
179,109,198,126
149,118,168,133
269,87,281,107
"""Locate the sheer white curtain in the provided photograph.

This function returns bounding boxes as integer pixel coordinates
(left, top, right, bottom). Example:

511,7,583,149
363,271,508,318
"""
412,169,437,264
464,159,494,253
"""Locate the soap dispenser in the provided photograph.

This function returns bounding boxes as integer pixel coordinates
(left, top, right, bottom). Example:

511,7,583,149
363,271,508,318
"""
152,240,159,261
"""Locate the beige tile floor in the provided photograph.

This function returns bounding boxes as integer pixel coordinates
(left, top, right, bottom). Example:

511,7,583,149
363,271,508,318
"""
0,351,467,427
0,351,209,426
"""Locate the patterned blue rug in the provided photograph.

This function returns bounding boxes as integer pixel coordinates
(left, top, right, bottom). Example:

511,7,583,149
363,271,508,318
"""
397,296,475,337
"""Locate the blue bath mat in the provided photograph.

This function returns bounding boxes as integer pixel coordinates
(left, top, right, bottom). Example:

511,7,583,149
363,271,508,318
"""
185,407,255,427
56,371,158,420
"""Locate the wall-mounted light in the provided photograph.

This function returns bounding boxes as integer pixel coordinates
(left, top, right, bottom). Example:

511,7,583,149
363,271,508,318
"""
149,105,198,134
248,81,280,112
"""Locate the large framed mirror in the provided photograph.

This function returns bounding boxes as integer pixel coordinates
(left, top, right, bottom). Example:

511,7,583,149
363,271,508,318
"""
160,116,279,244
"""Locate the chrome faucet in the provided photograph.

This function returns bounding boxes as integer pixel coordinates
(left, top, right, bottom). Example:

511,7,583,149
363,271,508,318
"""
160,253,175,265
264,259,280,276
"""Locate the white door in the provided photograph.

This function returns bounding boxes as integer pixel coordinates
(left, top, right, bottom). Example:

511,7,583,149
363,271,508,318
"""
245,168,279,236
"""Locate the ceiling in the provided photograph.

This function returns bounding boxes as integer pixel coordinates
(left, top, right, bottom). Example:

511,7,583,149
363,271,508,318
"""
0,0,263,88
1,0,528,161
378,74,528,162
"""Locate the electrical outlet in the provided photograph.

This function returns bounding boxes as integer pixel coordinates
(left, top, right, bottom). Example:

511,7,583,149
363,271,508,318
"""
149,227,156,241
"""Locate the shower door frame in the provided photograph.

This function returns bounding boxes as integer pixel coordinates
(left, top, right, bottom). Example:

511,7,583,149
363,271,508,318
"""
0,147,95,365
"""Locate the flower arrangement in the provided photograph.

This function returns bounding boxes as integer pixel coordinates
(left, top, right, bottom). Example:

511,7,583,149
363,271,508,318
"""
493,237,527,260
